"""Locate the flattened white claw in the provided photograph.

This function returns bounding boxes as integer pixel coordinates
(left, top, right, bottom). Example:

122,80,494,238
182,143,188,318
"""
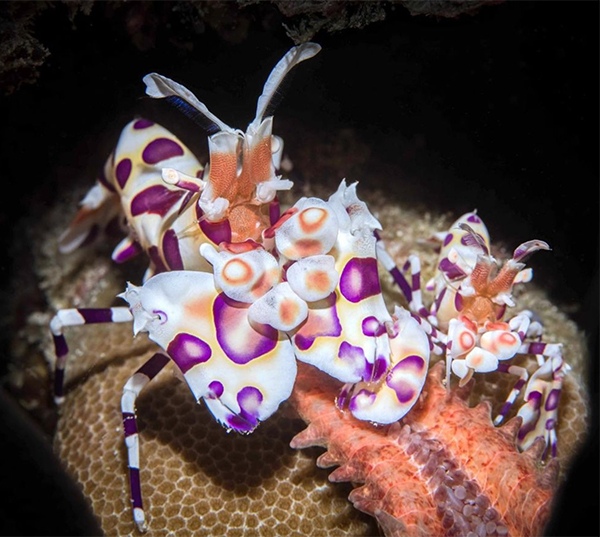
464,347,498,373
480,330,521,360
201,244,279,303
275,198,339,260
286,255,338,302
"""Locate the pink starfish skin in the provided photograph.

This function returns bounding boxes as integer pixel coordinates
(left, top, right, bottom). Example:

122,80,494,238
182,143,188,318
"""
290,361,559,537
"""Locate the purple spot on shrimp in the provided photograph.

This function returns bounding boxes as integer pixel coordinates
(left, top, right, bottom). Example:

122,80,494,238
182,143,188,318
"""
454,291,463,312
365,355,388,382
167,332,212,374
339,257,381,303
545,418,556,431
517,418,539,442
434,287,447,312
196,204,232,243
201,219,232,244
461,232,487,253
443,232,454,247
545,388,561,411
115,158,132,188
349,389,376,412
439,257,466,280
227,386,263,432
133,118,154,129
338,341,368,379
207,381,224,399
388,380,416,404
113,239,143,264
269,199,281,225
162,229,184,270
386,354,426,404
524,390,543,413
466,213,482,224
362,316,386,337
131,185,185,217
293,293,341,351
142,137,184,164
214,294,277,364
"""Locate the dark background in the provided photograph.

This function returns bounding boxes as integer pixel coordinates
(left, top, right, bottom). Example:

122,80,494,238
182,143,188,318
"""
0,1,597,536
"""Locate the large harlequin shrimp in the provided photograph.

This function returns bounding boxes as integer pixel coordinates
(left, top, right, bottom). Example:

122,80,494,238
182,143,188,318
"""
50,42,429,532
51,43,318,531
381,211,569,458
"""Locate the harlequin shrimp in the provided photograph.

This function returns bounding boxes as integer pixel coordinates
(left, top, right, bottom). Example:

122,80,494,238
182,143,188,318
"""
380,211,569,459
50,42,429,532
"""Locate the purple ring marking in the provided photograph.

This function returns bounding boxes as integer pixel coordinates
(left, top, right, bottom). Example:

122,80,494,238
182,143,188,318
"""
79,308,114,323
128,468,143,509
138,353,170,378
123,412,138,437
528,342,546,355
53,334,68,358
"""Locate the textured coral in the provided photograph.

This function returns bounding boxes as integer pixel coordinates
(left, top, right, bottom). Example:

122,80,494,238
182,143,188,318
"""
54,343,377,536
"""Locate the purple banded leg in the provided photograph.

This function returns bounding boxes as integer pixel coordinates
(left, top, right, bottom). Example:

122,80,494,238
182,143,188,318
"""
516,354,569,458
402,255,432,319
121,352,170,532
493,363,530,425
374,231,412,302
50,307,133,403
